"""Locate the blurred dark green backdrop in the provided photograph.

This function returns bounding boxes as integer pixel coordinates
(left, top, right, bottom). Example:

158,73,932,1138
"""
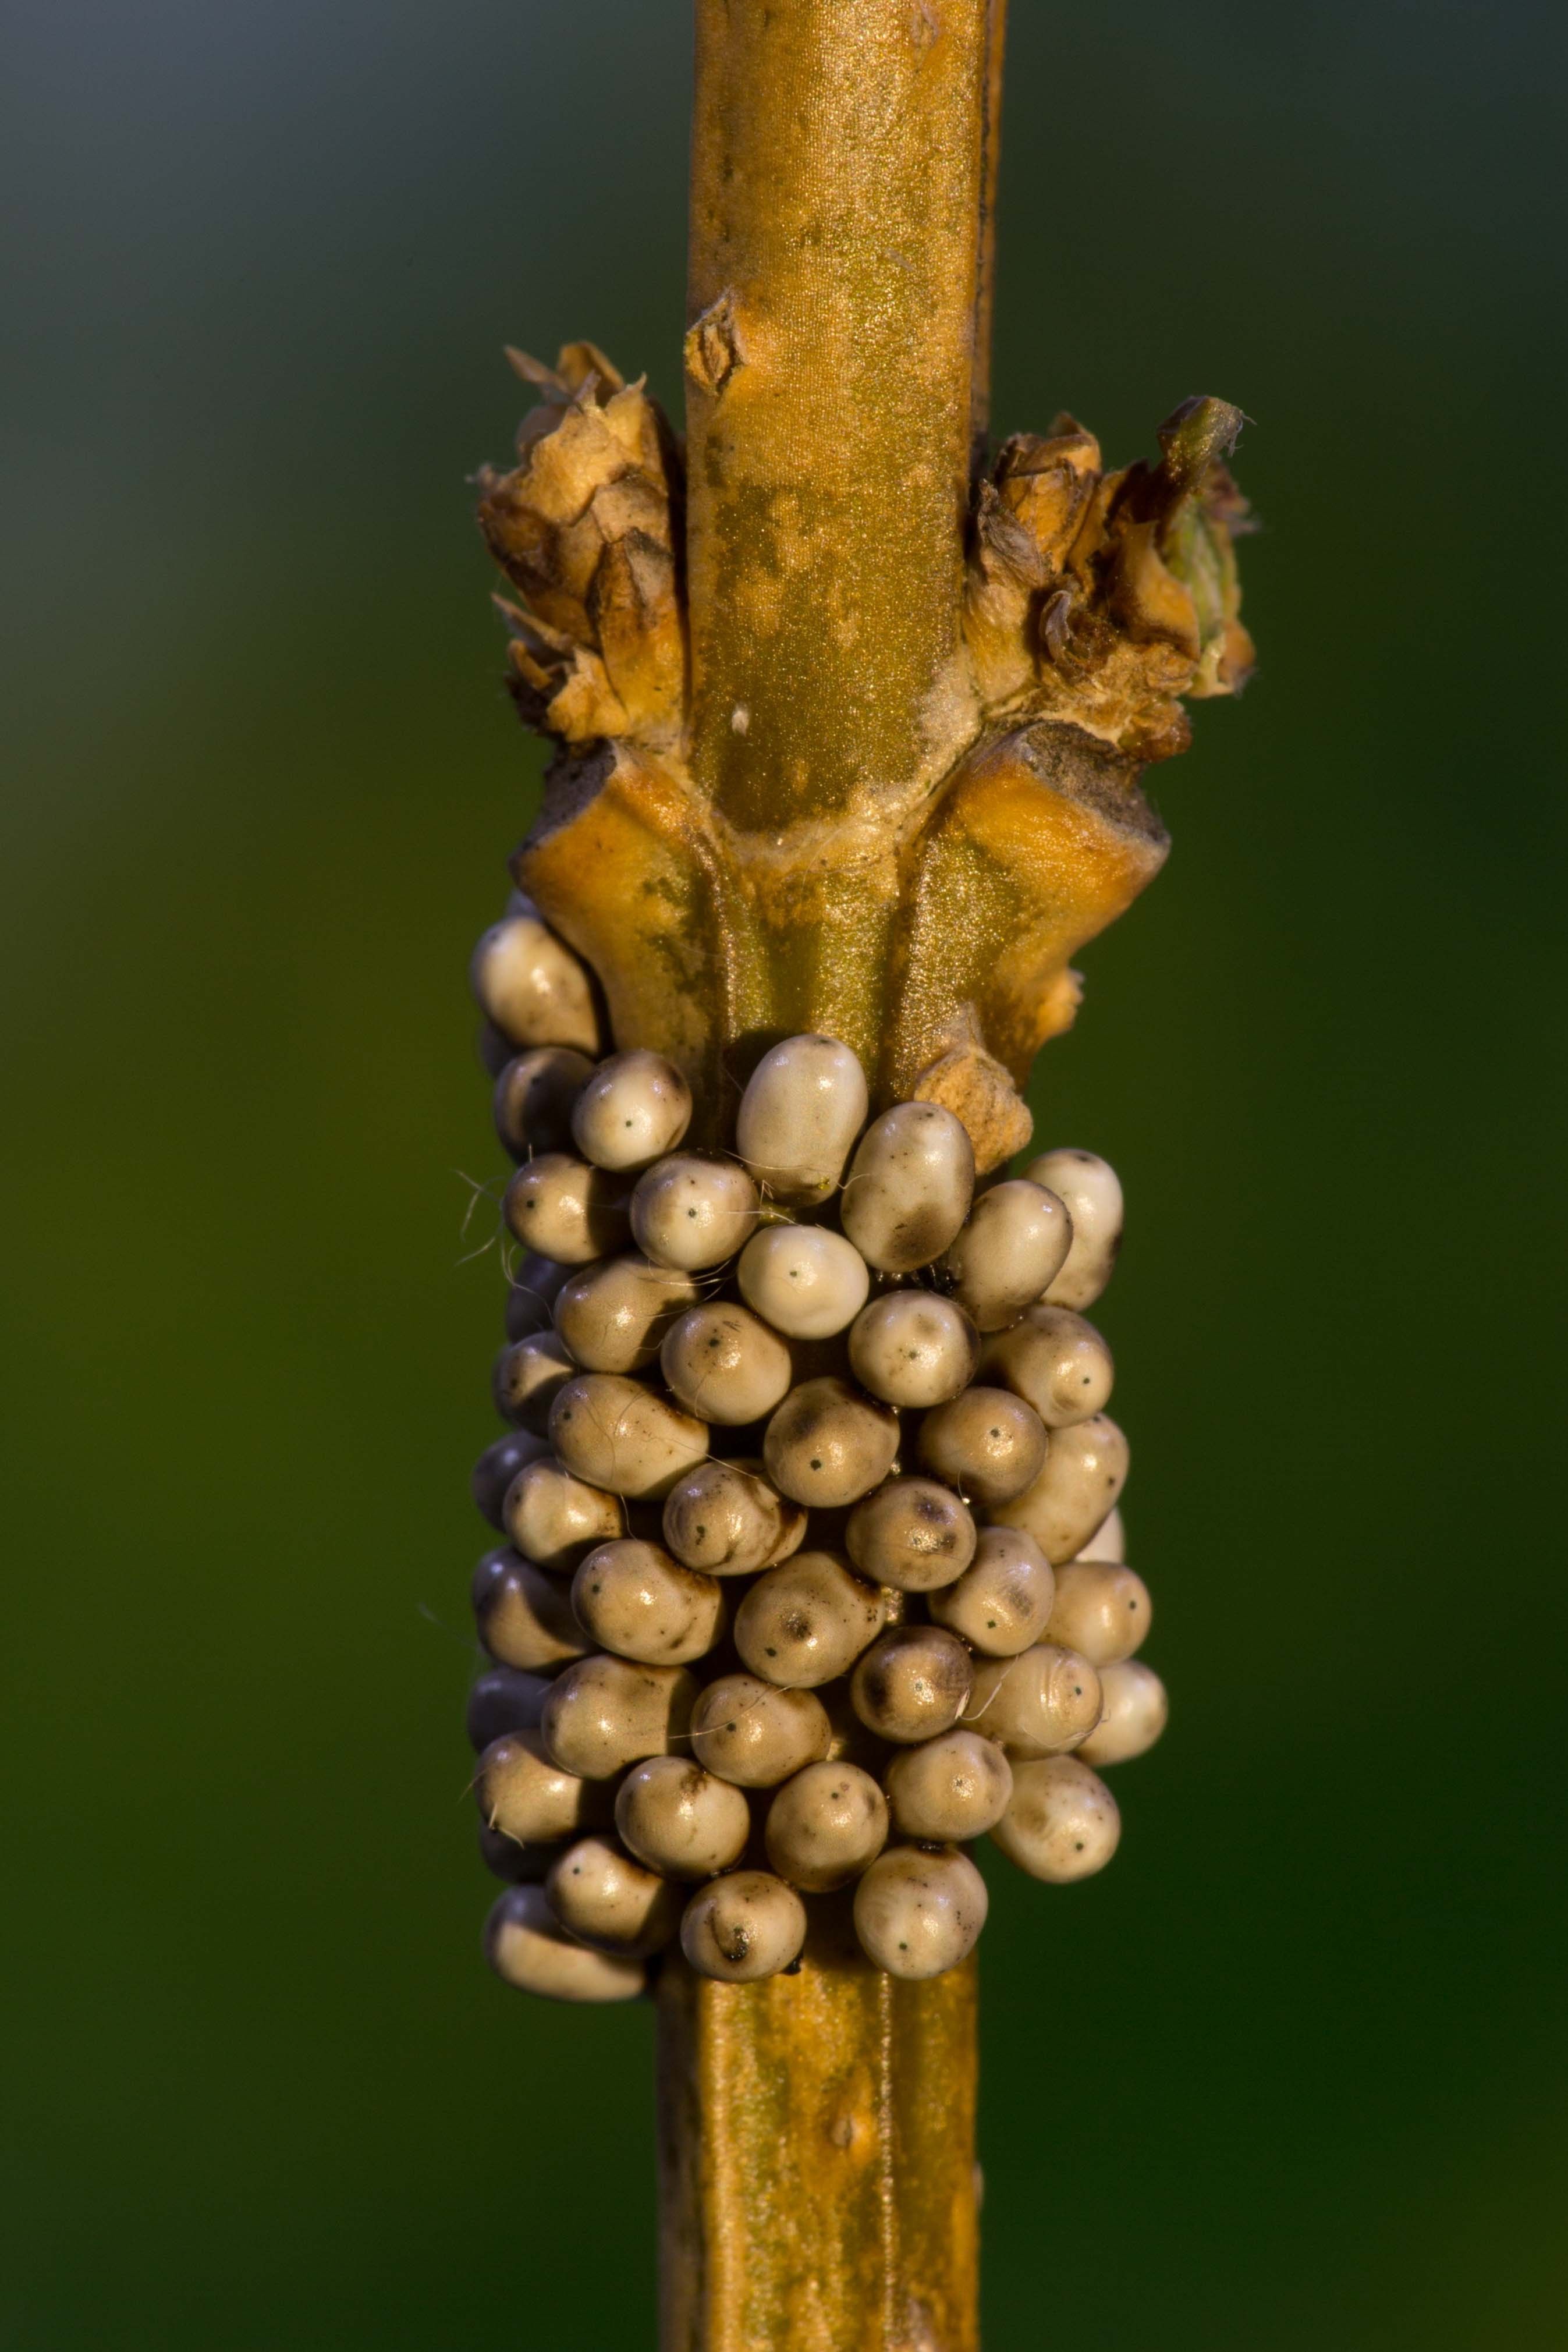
4,2,1565,2344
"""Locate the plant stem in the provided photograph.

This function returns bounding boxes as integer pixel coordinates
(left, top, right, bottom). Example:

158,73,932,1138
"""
658,1906,978,2352
658,7,1002,2343
680,0,1001,1072
686,0,994,831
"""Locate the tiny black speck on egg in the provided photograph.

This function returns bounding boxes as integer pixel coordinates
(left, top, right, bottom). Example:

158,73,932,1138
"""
810,1457,823,1471
687,1208,699,1219
1074,1839,1084,1850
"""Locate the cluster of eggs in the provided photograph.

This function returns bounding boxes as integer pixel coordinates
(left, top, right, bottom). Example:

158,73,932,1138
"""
465,902,1166,2002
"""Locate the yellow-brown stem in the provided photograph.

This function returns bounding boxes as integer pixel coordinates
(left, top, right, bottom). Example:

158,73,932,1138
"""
686,0,989,832
655,8,995,2343
658,1907,978,2352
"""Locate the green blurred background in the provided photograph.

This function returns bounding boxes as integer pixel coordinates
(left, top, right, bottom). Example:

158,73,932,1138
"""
4,1,1565,2343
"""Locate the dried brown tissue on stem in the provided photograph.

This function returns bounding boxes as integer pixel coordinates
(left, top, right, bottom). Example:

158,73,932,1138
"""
470,0,1252,2342
479,25,1250,1172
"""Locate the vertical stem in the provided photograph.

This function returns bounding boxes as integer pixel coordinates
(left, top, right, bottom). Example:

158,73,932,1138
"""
683,0,995,1065
686,0,991,833
662,5,999,2345
658,1904,978,2352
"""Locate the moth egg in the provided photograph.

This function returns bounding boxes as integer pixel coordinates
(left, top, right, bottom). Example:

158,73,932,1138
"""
503,1152,629,1264
630,1154,760,1271
504,1253,573,1343
540,1654,699,1780
928,1525,1055,1656
991,1755,1121,1882
470,914,602,1055
680,1870,808,1982
762,1377,900,1508
570,1538,726,1665
471,1428,550,1531
661,1456,807,1576
492,1331,577,1435
943,1179,1072,1331
917,1386,1048,1507
485,1884,645,2003
1023,1148,1123,1311
844,1477,977,1592
847,1292,980,1408
614,1755,753,1879
764,1760,889,1891
737,1225,871,1339
964,1643,1103,1759
853,1845,988,1979
734,1550,886,1687
986,1413,1129,1563
840,1102,975,1273
735,1034,869,1205
472,1546,590,1672
690,1672,833,1787
659,1302,794,1425
980,1304,1115,1429
850,1624,974,1745
548,1372,709,1500
1045,1560,1151,1666
883,1727,1014,1842
502,1455,623,1571
545,1834,683,1957
553,1254,702,1374
478,1822,555,1885
570,1049,693,1173
494,1046,594,1161
466,1664,552,1751
1077,1659,1168,1767
474,1727,613,1847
